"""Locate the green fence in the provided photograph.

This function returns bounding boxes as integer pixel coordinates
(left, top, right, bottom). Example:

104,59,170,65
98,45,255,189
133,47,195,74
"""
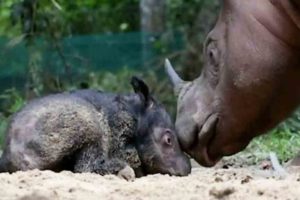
0,31,184,92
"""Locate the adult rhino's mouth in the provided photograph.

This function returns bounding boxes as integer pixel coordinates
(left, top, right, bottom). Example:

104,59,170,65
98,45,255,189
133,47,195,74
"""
188,113,221,167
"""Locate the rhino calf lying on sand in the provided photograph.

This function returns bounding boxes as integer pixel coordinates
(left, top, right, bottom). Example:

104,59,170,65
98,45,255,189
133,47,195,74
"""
0,77,191,180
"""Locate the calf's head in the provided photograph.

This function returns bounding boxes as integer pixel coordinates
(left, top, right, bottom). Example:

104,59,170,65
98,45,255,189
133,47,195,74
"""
130,76,191,176
166,0,300,167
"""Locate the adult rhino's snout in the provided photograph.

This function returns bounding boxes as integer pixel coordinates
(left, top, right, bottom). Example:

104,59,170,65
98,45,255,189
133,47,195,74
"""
165,59,220,167
175,115,199,151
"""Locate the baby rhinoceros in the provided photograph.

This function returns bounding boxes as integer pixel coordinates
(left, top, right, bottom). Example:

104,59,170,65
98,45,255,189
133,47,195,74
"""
0,77,191,180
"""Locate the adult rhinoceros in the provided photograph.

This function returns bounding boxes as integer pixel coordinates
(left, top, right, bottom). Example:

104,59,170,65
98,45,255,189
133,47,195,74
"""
166,0,300,167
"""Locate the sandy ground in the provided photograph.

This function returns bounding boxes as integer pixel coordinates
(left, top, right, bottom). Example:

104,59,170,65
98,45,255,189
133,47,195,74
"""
0,160,300,200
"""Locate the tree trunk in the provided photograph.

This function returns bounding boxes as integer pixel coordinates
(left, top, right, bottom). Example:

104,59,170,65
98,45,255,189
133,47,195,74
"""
140,0,166,33
140,0,166,66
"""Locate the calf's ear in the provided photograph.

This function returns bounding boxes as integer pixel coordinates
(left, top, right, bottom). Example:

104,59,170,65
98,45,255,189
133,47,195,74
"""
130,76,151,107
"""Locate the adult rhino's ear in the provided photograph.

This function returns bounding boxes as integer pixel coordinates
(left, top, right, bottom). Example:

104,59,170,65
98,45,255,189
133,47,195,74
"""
131,76,151,107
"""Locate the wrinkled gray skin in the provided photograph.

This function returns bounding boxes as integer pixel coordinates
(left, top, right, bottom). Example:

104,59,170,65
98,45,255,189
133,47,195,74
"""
166,0,300,167
0,77,191,177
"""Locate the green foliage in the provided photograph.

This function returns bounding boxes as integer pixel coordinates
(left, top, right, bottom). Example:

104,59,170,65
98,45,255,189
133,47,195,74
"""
0,114,7,146
229,110,300,165
240,128,300,164
0,88,25,115
61,0,140,34
279,110,300,133
85,69,135,93
0,0,19,37
0,88,26,147
2,0,140,39
167,0,207,28
0,0,143,97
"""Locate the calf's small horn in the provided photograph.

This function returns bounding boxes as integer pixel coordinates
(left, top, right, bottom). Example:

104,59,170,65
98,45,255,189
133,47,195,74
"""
165,59,185,95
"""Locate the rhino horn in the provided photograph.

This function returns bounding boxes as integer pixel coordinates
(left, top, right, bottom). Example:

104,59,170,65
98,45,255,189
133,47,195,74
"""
165,59,186,95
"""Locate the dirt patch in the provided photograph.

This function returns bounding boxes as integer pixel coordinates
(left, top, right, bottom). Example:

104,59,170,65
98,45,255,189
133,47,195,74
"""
0,164,299,200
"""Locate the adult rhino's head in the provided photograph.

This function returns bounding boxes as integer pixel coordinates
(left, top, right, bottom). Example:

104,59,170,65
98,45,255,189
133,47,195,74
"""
167,0,300,167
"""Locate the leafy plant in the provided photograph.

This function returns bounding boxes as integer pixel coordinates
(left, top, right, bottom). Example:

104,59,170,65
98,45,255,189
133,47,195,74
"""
245,128,300,163
0,88,25,148
0,88,25,116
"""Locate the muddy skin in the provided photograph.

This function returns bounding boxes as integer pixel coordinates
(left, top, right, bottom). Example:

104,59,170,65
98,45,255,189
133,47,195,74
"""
0,77,191,179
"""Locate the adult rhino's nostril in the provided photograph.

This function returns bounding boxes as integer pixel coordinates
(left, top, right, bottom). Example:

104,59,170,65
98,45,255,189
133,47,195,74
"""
175,119,199,151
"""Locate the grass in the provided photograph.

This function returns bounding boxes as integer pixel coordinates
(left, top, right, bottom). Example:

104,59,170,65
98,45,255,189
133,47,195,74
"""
243,127,300,164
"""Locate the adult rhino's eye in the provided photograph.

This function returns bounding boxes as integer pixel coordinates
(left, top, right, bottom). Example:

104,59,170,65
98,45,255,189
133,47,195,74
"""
209,50,214,59
207,45,219,67
205,41,220,87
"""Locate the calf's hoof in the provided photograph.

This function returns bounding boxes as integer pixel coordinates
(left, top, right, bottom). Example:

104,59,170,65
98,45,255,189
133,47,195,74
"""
117,165,135,181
